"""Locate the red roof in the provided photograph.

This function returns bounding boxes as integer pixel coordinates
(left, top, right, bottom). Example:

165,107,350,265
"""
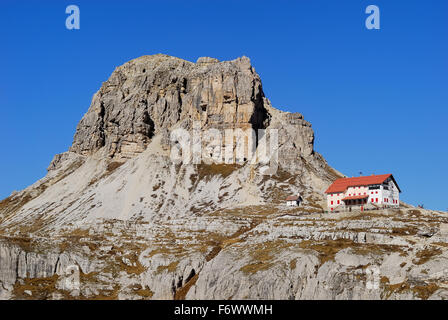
342,194,369,201
325,174,401,194
286,195,299,201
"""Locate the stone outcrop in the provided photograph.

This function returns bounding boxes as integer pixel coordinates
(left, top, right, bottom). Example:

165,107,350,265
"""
0,240,96,299
70,54,270,160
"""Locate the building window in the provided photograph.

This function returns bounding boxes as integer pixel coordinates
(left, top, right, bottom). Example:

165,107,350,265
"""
371,198,374,203
331,201,333,205
337,200,340,204
376,198,378,202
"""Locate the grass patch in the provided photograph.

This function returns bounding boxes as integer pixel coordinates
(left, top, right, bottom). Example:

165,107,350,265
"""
240,240,292,274
205,246,222,262
0,194,33,217
391,226,419,236
412,283,440,299
413,247,443,265
174,274,198,300
240,261,274,274
381,277,440,299
298,239,405,266
133,284,154,299
193,163,240,182
299,239,352,265
408,209,422,216
88,161,125,187
13,275,60,300
0,235,34,252
106,161,124,173
145,245,186,259
431,242,448,248
88,285,120,300
289,259,297,270
156,261,179,274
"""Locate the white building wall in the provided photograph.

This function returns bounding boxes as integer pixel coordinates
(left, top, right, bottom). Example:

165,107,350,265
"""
327,192,344,210
347,186,369,197
327,178,400,211
385,179,400,206
327,185,370,211
367,186,381,205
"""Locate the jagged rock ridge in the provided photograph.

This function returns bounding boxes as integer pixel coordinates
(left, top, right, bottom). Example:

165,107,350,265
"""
70,55,270,160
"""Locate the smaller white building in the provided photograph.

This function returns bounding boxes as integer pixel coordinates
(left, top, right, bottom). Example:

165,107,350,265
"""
285,194,302,206
325,174,401,212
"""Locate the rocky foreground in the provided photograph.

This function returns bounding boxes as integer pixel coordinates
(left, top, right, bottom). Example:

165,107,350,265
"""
1,202,448,300
0,54,447,300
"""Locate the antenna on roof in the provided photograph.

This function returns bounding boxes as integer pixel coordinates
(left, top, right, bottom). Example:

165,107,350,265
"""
359,171,363,176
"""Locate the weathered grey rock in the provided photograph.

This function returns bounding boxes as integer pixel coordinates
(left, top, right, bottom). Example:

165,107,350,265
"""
47,152,85,171
70,55,271,160
335,248,373,267
0,241,97,299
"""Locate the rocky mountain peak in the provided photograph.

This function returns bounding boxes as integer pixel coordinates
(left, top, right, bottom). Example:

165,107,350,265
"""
195,56,220,65
69,54,269,160
2,54,446,301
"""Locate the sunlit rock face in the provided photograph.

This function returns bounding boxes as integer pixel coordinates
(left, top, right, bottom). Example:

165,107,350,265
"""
70,54,271,160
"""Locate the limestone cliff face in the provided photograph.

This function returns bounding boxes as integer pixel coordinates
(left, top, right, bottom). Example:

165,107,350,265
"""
66,54,336,195
70,55,270,160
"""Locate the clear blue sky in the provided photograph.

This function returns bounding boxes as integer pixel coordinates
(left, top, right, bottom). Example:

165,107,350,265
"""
1,1,447,210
